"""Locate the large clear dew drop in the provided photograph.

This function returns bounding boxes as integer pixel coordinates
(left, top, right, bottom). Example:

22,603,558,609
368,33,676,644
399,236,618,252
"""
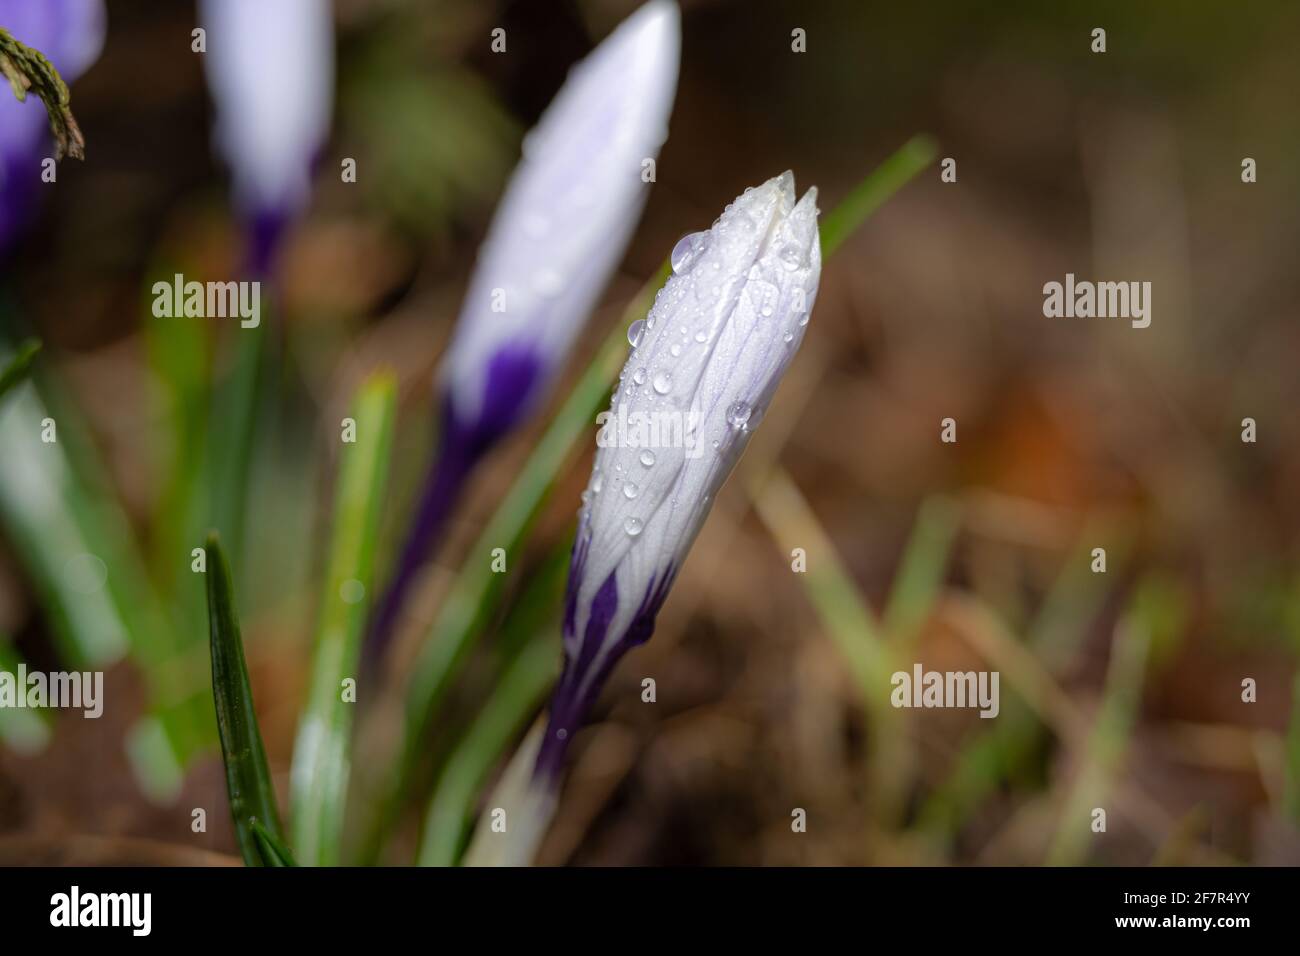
670,231,710,275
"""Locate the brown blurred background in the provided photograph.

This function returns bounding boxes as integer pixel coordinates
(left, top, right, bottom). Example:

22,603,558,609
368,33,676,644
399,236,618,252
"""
2,0,1299,865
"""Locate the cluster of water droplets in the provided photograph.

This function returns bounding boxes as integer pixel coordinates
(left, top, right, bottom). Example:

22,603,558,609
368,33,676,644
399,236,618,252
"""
590,181,818,540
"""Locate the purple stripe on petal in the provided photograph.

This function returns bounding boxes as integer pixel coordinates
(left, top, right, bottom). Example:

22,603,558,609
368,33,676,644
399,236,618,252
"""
458,343,546,449
562,529,591,640
534,563,676,783
364,345,545,663
244,207,288,279
536,569,619,782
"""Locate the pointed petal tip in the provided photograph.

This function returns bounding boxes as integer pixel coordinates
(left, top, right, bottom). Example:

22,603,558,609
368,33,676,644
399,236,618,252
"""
796,185,819,214
777,169,796,199
783,186,821,255
629,0,681,41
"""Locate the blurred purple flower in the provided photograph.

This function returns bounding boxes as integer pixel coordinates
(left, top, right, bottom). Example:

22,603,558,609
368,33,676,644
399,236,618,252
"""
538,170,821,781
198,0,334,275
368,0,680,658
0,0,105,255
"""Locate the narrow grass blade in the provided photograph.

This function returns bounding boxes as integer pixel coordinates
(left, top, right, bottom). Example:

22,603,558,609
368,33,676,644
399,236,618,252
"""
205,531,286,867
0,337,39,403
209,323,265,575
0,337,207,796
882,495,961,642
0,378,131,666
418,630,561,866
290,372,397,866
416,543,569,866
1045,575,1182,865
917,525,1131,841
251,819,299,867
820,134,937,257
749,466,917,825
143,268,212,599
750,467,892,699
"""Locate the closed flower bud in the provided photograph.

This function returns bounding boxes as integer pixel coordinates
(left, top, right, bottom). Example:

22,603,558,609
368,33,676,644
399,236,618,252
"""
537,169,821,780
440,0,680,453
368,0,680,658
199,0,334,273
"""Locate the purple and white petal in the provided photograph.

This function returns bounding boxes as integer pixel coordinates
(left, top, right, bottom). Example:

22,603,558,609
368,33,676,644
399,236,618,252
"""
538,171,821,780
439,0,680,440
366,1,680,659
198,0,334,265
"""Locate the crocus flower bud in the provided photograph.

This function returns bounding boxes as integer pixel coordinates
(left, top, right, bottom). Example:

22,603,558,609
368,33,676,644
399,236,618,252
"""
367,1,679,658
537,170,821,780
440,0,680,449
198,0,334,274
0,0,105,255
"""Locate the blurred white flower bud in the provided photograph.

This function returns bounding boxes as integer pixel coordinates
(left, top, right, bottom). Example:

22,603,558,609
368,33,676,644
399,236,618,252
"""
439,0,680,443
199,0,334,271
367,1,680,657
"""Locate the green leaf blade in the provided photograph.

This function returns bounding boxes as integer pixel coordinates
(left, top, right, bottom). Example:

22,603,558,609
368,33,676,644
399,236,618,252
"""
205,531,285,867
0,337,40,403
290,372,398,866
820,134,937,257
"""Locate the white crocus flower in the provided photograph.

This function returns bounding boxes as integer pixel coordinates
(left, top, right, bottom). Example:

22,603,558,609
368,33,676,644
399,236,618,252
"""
537,169,821,780
466,170,820,865
367,0,680,657
199,0,334,272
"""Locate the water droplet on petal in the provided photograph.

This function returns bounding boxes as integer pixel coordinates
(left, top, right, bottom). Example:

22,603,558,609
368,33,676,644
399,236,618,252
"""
726,401,752,428
627,319,645,348
639,450,656,467
783,331,794,343
670,343,682,356
778,243,803,271
592,471,603,493
633,367,647,385
624,516,643,536
670,231,710,274
652,373,672,394
694,330,708,343
623,482,639,499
